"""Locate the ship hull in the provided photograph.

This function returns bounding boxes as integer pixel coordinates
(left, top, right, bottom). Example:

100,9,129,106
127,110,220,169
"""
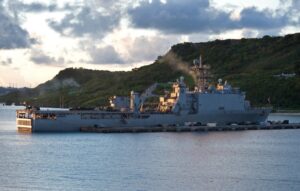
17,109,271,132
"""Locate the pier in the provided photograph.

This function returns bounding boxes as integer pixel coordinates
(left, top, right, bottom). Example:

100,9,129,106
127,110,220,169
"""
80,123,300,133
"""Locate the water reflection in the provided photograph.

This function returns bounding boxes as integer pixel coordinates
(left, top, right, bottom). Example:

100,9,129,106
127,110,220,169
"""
1,107,300,190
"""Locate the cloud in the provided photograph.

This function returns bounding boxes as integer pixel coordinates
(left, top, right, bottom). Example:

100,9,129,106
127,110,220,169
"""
48,6,120,38
0,58,12,66
292,0,300,9
128,0,231,33
88,45,124,64
239,7,288,29
0,3,33,49
30,49,65,66
128,0,291,34
242,29,258,38
124,35,175,62
17,2,57,12
290,0,300,23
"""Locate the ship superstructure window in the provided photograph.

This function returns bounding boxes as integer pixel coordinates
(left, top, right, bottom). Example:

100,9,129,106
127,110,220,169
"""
81,113,124,119
35,113,56,120
17,113,26,118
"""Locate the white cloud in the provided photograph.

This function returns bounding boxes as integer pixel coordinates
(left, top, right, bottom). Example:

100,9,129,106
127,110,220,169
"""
30,49,65,66
229,9,242,21
88,45,124,64
0,1,34,49
211,0,281,10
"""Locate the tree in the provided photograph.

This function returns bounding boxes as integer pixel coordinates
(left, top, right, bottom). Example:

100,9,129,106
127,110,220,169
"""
295,60,300,75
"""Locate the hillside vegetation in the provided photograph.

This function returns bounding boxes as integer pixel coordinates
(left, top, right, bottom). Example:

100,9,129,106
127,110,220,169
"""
1,33,300,109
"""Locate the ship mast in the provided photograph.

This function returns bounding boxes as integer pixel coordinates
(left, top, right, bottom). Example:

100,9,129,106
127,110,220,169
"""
191,55,211,92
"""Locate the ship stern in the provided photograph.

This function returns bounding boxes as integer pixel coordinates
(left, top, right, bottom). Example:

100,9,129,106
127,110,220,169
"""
16,110,33,133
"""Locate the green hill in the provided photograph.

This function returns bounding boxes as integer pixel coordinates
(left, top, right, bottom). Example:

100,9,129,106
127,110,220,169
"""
1,33,300,109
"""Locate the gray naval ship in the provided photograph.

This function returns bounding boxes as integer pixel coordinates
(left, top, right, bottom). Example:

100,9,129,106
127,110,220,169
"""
16,55,271,132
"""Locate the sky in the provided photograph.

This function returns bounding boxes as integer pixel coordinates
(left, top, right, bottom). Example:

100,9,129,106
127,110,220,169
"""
0,0,299,87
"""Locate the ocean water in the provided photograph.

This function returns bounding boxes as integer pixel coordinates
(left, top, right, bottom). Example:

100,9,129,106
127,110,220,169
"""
1,106,300,191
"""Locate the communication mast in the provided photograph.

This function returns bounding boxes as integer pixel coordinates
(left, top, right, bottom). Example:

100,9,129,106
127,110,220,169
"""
191,55,212,92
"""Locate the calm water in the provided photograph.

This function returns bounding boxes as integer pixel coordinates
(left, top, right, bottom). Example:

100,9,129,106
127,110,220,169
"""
1,106,300,191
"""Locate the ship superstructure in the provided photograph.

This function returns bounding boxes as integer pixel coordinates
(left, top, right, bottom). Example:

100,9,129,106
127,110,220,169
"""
16,55,271,132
